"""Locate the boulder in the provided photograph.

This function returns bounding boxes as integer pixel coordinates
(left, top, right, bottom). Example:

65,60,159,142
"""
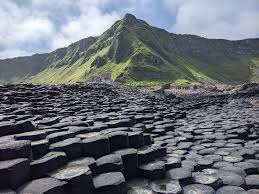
114,148,138,179
0,140,32,160
245,175,259,189
15,131,47,141
50,138,82,160
108,131,129,152
43,151,67,167
48,166,94,194
192,173,223,190
138,161,165,180
215,186,247,194
47,131,75,144
17,177,66,194
0,189,16,194
0,122,14,136
93,172,126,194
95,154,123,174
14,120,35,134
0,158,30,189
137,146,155,165
217,171,244,187
166,168,192,186
150,179,182,194
82,135,110,159
30,153,64,179
128,131,144,148
31,139,49,159
183,184,215,194
66,157,96,175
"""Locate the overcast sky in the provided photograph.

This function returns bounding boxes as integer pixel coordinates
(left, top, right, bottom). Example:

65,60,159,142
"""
1,0,259,59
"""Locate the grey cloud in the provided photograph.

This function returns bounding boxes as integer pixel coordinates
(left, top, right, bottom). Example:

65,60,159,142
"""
165,0,259,40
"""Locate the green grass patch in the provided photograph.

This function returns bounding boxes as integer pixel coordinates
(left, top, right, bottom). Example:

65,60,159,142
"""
88,59,130,81
31,47,109,84
252,57,259,67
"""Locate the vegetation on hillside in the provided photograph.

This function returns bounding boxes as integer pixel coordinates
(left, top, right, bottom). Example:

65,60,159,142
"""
1,14,259,86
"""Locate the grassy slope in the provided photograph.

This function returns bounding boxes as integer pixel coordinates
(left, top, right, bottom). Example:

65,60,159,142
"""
120,22,252,86
31,46,131,84
28,16,257,86
251,55,259,82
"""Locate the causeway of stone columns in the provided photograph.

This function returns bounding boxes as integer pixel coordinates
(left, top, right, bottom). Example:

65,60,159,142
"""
0,83,258,194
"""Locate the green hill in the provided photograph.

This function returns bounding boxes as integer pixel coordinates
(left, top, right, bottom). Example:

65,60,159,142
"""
0,14,259,86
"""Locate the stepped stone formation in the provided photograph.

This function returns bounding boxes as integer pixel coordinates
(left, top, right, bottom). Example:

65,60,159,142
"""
0,82,258,194
0,14,259,85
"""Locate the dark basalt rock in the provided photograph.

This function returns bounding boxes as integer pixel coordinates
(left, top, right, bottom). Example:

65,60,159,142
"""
90,56,106,68
49,138,82,160
108,131,129,152
47,131,75,144
0,82,258,193
247,189,259,194
127,187,153,194
194,159,214,171
0,158,30,190
181,160,197,171
150,179,182,194
215,186,247,194
0,122,14,136
219,166,246,177
106,119,132,128
48,165,94,194
234,162,259,175
66,157,96,175
82,135,110,159
95,154,123,174
30,152,67,179
183,184,215,194
137,146,155,165
128,131,144,148
192,173,223,190
44,128,67,135
138,161,165,180
31,139,49,159
217,171,244,187
37,117,60,126
213,161,233,169
0,140,32,160
14,120,36,134
17,178,66,194
43,151,67,167
223,155,243,163
245,175,259,189
93,172,126,194
114,148,138,179
15,131,47,141
166,168,192,186
76,132,101,139
0,189,16,194
143,134,152,145
152,145,167,158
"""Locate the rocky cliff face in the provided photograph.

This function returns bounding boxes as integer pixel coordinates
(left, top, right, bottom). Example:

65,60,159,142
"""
0,37,96,82
0,14,258,85
169,34,259,56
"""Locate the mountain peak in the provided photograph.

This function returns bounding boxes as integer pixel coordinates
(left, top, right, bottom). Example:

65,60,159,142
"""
121,13,138,26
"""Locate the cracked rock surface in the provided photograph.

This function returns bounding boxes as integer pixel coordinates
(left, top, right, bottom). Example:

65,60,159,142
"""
0,83,258,194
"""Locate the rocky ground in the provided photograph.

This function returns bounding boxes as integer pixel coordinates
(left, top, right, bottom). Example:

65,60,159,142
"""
0,83,258,194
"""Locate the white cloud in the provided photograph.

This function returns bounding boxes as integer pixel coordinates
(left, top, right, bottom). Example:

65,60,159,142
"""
52,6,120,48
0,1,56,58
0,49,33,59
0,0,258,59
0,0,120,59
164,0,259,40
